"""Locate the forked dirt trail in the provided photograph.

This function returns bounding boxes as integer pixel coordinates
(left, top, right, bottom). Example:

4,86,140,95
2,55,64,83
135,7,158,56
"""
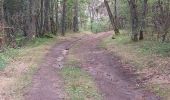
25,32,160,100
71,32,160,100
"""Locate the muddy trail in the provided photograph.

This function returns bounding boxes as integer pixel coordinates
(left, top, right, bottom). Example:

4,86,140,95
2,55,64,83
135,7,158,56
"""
24,32,160,100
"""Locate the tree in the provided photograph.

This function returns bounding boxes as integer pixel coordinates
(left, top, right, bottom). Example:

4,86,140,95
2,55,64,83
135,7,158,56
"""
152,0,170,42
44,0,50,33
55,0,59,33
139,0,148,40
104,0,119,35
61,0,67,36
73,0,79,32
128,0,139,41
114,0,118,31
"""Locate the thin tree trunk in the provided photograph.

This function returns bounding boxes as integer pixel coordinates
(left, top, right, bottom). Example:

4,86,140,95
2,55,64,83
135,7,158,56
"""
50,0,56,34
128,0,139,41
40,0,44,36
114,0,118,30
104,0,119,35
55,0,59,33
139,0,148,40
73,0,79,32
44,0,50,33
61,0,67,36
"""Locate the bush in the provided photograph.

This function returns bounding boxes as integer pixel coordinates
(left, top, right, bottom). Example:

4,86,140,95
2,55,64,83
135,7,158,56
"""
87,18,111,33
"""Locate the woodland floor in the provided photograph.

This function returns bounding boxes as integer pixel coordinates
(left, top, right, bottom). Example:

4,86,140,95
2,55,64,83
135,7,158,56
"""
24,31,161,100
0,32,164,100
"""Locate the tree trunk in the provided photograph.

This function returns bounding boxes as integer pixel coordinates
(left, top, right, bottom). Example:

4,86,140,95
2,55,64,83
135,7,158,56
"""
104,0,119,35
50,0,56,34
73,0,79,32
128,0,139,41
55,0,59,33
114,0,118,30
44,0,50,33
40,0,44,36
61,0,67,36
139,0,147,40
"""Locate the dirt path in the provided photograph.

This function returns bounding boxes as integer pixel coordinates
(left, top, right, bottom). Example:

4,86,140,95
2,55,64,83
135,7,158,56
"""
71,32,161,100
24,39,76,100
24,32,160,100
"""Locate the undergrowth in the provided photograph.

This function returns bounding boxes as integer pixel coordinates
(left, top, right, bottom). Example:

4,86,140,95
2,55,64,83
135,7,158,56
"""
0,36,56,70
110,30,170,57
0,48,19,70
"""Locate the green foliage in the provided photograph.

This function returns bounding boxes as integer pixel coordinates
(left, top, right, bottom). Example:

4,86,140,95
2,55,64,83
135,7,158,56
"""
0,48,19,70
0,36,55,70
27,36,55,47
0,57,6,70
89,18,110,33
112,30,170,57
138,41,170,57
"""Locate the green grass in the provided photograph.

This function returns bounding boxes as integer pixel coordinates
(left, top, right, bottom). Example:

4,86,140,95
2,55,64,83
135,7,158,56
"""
137,41,170,57
61,66,101,100
0,36,56,70
0,48,19,70
99,30,170,98
148,84,170,99
61,53,101,100
89,19,110,33
108,31,170,57
27,36,55,47
0,57,6,69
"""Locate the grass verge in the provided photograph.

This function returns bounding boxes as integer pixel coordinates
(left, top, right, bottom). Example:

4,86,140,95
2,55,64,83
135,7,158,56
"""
0,36,58,100
0,36,55,70
61,52,101,100
99,30,170,99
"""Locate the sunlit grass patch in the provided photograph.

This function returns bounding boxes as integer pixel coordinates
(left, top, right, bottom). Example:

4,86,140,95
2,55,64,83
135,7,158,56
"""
61,66,101,100
61,50,101,100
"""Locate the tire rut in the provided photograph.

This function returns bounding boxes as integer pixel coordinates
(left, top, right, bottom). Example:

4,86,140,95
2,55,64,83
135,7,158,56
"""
24,37,83,100
71,32,161,100
24,32,161,100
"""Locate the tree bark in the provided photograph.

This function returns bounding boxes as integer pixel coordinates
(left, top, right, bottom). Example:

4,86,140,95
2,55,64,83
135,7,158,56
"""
114,0,118,30
44,0,50,33
55,0,59,33
128,0,139,41
104,0,119,35
40,0,44,36
139,0,148,40
73,0,79,32
61,0,67,36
